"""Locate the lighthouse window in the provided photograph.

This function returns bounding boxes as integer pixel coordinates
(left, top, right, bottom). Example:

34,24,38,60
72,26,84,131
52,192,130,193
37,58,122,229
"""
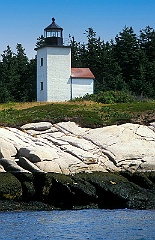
41,58,43,66
40,82,43,91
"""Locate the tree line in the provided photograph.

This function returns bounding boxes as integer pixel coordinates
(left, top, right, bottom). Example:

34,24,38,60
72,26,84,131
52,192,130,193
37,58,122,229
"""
0,44,36,102
70,25,155,98
0,25,155,103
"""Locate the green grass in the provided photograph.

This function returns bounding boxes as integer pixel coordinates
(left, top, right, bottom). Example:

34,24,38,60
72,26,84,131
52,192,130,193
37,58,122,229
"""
0,101,155,128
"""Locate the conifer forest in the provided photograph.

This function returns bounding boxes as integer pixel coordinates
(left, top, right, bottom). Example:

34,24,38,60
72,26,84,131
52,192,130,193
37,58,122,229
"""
0,25,155,103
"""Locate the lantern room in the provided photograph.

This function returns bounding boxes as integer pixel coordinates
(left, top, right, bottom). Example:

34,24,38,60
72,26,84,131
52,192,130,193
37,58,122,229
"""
44,17,63,46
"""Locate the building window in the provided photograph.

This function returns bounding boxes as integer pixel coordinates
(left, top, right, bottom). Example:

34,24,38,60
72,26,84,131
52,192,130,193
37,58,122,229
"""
40,82,43,91
41,58,43,66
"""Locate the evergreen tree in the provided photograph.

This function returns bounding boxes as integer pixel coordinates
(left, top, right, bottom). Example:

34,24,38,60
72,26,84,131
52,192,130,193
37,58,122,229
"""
35,35,45,48
70,28,125,93
114,26,140,86
0,44,36,103
139,26,155,60
83,28,102,71
69,35,82,67
138,26,155,97
99,41,126,92
0,45,19,102
15,43,29,101
0,60,11,102
26,58,37,101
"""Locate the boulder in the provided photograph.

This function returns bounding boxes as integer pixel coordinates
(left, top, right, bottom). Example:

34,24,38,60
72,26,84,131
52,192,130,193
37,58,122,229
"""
83,123,155,172
18,157,44,172
0,128,25,146
21,122,52,131
0,172,22,200
55,121,88,135
52,152,89,175
18,145,59,163
0,158,30,173
35,160,62,173
0,137,17,160
12,172,35,202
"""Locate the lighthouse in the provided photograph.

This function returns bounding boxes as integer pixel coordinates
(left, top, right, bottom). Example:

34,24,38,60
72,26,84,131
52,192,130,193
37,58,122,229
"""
36,18,94,102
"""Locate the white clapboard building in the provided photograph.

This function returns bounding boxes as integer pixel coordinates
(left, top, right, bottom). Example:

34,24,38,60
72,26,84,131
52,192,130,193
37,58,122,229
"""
36,18,94,102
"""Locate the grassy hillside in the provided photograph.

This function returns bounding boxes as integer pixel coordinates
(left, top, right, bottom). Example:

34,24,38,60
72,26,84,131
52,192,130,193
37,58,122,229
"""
0,101,155,128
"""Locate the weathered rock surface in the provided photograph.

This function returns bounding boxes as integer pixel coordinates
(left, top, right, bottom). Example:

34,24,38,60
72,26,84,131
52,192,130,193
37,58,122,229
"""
0,121,155,174
1,122,155,210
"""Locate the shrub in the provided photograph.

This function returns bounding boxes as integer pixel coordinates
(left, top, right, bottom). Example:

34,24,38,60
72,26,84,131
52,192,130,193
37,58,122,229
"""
72,91,136,104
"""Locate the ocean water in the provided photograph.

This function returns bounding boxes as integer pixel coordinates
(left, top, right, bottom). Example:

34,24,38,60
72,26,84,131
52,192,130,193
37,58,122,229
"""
0,209,155,240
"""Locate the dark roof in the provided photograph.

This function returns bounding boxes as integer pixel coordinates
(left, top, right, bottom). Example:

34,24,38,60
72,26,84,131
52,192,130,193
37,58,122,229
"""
44,18,63,31
71,68,95,79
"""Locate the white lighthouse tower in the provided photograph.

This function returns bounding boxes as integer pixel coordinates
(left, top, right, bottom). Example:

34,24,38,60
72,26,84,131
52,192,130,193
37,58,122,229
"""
36,18,71,102
36,18,94,102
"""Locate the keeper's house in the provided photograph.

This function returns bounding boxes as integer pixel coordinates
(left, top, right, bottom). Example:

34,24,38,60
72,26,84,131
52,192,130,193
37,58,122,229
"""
35,18,94,102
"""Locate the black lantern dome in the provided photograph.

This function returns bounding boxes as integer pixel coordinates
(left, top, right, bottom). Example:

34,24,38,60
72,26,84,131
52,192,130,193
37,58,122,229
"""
44,18,63,46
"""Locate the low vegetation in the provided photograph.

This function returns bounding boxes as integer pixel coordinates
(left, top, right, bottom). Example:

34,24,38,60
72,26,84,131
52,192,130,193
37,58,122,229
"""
0,99,154,128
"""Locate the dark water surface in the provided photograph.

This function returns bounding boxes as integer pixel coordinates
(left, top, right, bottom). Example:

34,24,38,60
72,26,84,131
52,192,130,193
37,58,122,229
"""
0,209,155,240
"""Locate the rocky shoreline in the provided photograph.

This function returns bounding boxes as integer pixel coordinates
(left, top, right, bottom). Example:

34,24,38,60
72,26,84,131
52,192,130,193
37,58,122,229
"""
0,171,155,211
0,121,155,210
